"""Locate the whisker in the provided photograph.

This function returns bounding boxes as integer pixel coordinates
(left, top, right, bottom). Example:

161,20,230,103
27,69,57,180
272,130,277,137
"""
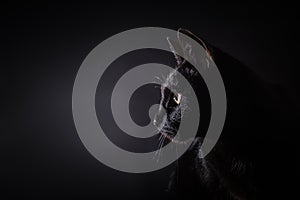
156,135,166,162
155,133,165,157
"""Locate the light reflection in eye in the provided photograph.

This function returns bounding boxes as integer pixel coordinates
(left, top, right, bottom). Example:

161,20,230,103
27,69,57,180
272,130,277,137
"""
173,93,182,105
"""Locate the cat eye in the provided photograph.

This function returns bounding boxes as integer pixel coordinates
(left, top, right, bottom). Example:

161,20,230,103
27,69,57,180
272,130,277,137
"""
173,93,182,105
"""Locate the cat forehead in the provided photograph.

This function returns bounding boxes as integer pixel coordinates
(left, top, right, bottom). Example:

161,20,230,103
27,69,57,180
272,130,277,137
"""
163,65,198,86
163,70,178,88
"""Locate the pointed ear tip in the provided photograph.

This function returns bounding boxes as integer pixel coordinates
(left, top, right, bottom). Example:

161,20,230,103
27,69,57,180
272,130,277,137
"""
177,27,187,33
177,28,193,38
177,28,183,34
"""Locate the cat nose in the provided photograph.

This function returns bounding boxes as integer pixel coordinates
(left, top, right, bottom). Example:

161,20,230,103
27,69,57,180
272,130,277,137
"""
153,117,161,127
153,119,158,127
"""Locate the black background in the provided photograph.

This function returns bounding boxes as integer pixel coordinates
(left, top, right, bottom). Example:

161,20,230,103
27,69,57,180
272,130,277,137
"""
2,2,299,199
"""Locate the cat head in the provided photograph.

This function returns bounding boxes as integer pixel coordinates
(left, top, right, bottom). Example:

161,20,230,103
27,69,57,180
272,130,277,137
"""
153,29,212,144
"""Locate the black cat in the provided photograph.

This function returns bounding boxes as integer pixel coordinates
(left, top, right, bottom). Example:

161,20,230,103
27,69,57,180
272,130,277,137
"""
153,29,298,199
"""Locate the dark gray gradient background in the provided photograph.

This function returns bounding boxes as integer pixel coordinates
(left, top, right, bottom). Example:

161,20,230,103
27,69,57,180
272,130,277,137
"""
2,2,299,199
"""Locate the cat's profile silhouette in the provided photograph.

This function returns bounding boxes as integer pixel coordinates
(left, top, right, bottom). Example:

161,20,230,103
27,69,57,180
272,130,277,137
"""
154,29,298,199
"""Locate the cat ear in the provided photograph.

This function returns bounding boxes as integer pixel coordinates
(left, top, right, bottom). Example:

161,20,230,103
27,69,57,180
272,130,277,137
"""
176,28,213,68
166,36,186,67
